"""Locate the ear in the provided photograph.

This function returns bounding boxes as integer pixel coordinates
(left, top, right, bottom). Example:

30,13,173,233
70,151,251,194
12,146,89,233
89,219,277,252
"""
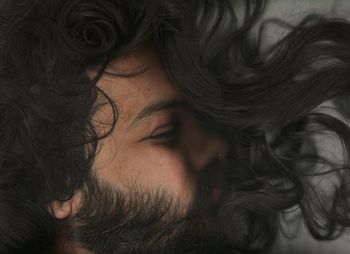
49,192,82,219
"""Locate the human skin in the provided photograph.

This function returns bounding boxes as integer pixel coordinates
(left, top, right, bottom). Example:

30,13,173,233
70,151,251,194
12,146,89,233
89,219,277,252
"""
51,46,229,253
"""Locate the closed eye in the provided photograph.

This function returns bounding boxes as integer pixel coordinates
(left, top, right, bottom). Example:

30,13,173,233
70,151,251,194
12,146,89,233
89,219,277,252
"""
146,121,180,145
150,126,178,140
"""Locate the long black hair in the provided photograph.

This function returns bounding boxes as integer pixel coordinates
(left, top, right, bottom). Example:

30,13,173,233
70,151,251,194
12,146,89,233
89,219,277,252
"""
159,1,350,251
1,0,350,253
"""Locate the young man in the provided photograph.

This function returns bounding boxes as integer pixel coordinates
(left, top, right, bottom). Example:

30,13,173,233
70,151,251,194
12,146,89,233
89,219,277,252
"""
2,0,350,254
0,0,262,253
52,45,234,253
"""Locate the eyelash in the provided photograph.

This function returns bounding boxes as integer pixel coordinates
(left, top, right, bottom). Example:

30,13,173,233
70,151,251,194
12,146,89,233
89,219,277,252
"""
149,123,179,142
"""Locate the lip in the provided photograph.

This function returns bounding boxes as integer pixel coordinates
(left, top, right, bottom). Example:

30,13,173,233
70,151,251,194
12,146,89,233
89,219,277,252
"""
205,180,225,210
209,185,223,203
195,159,229,212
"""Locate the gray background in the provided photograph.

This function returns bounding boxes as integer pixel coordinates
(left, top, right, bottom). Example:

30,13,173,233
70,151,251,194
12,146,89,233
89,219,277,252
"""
254,1,350,253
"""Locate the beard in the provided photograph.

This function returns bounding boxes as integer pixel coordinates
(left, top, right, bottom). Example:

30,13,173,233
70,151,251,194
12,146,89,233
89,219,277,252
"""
61,154,277,254
62,157,242,254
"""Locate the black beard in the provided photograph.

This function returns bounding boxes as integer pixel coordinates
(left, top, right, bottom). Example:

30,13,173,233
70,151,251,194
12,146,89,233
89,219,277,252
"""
64,158,238,254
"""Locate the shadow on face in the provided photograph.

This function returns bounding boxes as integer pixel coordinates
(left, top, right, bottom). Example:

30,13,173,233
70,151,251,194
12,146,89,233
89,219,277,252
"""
51,46,231,254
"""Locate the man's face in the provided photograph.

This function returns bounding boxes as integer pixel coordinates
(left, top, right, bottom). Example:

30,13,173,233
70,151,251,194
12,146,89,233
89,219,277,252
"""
53,47,231,253
92,47,229,210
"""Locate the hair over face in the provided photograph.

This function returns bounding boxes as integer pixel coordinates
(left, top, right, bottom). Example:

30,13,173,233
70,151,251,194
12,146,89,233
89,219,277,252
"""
2,0,350,253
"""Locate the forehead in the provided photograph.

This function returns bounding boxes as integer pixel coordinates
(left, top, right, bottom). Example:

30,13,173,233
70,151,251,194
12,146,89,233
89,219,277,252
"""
92,47,180,128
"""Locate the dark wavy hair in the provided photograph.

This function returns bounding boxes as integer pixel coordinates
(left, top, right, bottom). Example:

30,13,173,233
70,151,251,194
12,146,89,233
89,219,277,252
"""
164,3,350,251
1,0,350,253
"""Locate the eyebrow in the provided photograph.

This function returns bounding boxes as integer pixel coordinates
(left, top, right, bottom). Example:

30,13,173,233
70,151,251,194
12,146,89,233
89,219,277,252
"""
126,98,186,131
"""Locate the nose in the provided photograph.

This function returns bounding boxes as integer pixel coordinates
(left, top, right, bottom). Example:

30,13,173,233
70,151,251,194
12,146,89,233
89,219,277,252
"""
183,119,228,173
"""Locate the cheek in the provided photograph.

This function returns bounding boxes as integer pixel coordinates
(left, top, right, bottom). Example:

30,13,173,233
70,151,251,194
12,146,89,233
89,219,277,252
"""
93,137,197,205
122,146,196,201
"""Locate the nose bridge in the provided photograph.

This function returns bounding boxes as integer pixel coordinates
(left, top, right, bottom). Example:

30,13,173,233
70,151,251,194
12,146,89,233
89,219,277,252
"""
185,124,228,172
